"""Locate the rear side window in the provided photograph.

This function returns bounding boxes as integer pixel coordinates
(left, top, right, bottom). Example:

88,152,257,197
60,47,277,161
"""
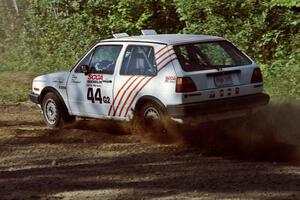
89,45,122,74
174,41,252,72
120,45,157,76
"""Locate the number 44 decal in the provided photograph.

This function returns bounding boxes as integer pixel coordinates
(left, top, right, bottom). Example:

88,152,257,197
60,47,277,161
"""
87,88,110,104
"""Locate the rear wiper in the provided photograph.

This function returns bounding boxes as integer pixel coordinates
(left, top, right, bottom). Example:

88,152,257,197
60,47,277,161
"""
207,65,233,70
198,65,223,70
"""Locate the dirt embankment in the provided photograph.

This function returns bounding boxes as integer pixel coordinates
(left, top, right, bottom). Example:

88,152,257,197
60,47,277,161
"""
0,102,300,200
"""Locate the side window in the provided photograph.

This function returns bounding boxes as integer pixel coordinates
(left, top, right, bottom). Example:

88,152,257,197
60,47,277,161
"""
89,45,122,74
75,50,93,73
120,45,157,76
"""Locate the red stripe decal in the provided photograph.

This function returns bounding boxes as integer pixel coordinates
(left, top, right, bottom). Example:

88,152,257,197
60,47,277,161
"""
118,76,148,117
108,76,135,116
113,46,172,117
113,76,140,116
156,48,174,61
124,78,153,117
155,45,168,56
156,53,176,69
158,57,177,72
124,58,177,117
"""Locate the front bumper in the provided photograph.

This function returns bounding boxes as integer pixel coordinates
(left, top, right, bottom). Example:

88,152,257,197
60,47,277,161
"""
167,93,270,119
29,92,40,104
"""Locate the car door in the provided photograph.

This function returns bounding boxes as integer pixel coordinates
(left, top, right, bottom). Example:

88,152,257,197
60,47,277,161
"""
67,49,93,116
109,45,157,119
67,44,123,117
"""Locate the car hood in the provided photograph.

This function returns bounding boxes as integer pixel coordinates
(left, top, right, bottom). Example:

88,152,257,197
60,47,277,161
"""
33,71,70,84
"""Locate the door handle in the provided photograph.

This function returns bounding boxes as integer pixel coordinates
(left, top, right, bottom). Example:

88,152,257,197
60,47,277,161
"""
103,80,112,83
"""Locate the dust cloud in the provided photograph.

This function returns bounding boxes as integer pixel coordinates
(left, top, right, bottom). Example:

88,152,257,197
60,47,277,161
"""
132,102,300,164
61,102,300,164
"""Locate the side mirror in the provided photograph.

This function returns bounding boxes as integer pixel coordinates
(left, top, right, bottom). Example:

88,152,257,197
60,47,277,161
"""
81,65,89,75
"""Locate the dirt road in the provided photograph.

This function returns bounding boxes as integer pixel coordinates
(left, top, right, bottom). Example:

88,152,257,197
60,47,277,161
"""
0,103,300,200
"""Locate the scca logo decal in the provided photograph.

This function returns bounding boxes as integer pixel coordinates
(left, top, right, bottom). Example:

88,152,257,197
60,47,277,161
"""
88,74,104,81
165,76,176,82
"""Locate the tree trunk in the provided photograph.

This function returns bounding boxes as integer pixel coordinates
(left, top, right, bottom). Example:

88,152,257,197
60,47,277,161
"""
12,0,19,16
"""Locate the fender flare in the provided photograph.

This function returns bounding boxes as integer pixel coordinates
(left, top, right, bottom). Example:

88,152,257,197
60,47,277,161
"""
134,95,167,114
40,87,69,114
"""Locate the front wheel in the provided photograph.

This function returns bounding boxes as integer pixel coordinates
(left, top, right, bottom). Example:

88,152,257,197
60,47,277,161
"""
42,92,75,129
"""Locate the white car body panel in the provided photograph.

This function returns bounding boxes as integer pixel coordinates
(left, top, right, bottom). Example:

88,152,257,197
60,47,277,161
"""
32,71,70,109
30,34,269,123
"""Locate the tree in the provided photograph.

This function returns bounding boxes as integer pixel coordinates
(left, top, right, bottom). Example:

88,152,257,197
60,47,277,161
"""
108,0,184,35
12,0,19,16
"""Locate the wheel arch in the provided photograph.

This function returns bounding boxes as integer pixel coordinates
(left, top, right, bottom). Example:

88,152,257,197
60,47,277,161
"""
134,95,167,114
40,87,69,113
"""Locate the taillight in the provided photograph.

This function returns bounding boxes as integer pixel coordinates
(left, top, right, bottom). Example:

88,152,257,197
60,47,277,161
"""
251,68,263,83
176,77,197,93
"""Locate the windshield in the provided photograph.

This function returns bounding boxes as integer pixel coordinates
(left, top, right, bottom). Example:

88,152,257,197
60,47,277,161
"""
174,41,252,72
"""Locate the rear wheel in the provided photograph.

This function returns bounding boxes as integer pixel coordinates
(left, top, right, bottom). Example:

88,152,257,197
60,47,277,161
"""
42,92,75,129
141,102,166,133
132,101,179,142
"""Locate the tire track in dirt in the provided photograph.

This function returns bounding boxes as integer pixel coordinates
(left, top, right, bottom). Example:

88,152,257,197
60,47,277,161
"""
1,102,300,164
0,102,300,199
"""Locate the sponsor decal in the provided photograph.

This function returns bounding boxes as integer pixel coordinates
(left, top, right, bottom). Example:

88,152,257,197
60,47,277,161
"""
87,87,110,104
87,74,103,87
165,76,176,83
59,86,67,90
209,91,216,98
220,89,224,97
88,74,104,81
235,87,240,94
53,77,64,83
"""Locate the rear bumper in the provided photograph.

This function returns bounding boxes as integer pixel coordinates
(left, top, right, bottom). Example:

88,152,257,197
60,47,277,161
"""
166,93,270,119
29,92,40,104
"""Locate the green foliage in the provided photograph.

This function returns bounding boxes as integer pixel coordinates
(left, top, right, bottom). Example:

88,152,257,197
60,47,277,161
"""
0,0,299,101
0,0,24,48
0,0,26,72
0,72,37,102
109,0,183,35
271,0,300,8
181,0,265,47
174,0,300,99
1,0,183,74
20,0,117,73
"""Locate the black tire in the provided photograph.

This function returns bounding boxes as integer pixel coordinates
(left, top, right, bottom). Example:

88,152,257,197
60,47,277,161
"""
132,101,180,142
42,92,75,129
139,101,166,132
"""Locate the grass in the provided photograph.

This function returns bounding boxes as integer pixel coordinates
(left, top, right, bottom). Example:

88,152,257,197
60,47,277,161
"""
0,69,296,103
0,71,38,103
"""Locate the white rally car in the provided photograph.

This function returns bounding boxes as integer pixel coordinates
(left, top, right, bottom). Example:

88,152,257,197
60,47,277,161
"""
29,30,269,128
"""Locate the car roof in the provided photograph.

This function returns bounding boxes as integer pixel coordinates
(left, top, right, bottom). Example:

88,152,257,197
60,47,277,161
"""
102,34,225,45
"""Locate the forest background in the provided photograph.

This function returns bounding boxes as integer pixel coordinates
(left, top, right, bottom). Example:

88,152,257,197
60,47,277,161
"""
0,0,299,102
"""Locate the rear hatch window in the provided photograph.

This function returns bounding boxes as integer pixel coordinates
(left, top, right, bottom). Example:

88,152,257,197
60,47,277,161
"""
174,41,252,72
